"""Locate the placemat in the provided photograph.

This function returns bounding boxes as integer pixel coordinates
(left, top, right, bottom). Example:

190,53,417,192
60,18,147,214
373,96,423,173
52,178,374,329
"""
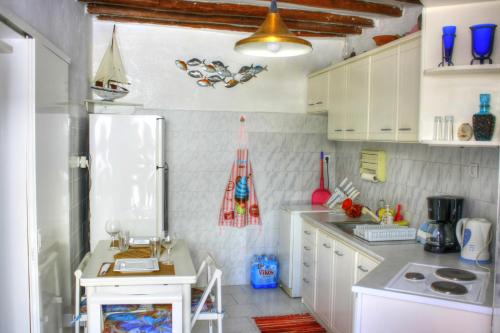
114,246,165,259
99,262,175,277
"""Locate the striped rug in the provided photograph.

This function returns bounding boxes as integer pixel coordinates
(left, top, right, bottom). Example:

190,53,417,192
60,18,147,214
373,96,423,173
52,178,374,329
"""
253,313,327,332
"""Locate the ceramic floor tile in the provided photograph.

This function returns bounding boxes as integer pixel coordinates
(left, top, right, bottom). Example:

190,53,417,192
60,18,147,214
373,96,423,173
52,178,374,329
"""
225,304,262,318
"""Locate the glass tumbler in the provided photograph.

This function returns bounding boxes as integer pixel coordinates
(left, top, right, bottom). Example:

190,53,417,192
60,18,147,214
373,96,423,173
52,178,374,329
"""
118,230,130,252
433,116,443,140
444,116,454,141
150,237,161,259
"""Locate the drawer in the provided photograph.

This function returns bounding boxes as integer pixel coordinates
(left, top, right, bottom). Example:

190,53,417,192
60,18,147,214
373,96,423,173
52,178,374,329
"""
302,240,315,259
302,251,315,274
301,270,315,309
302,222,317,245
355,253,380,283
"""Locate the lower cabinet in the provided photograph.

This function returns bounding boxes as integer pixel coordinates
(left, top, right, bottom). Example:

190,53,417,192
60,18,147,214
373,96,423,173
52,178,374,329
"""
301,221,380,333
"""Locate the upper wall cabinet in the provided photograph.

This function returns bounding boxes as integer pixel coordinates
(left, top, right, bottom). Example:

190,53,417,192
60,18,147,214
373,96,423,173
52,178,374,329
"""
320,32,421,142
307,71,330,114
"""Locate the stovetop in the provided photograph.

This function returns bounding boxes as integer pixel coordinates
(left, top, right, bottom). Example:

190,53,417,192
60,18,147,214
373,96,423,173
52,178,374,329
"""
385,263,489,304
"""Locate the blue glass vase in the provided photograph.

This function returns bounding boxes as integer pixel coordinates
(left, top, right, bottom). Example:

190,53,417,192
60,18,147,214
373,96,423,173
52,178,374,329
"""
439,26,456,66
470,24,497,64
473,94,495,141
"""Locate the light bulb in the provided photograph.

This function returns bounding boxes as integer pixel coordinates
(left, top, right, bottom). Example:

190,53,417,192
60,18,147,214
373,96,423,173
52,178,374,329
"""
267,42,281,53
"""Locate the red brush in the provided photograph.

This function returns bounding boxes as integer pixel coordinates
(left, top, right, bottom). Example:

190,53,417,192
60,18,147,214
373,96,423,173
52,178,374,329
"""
311,152,331,205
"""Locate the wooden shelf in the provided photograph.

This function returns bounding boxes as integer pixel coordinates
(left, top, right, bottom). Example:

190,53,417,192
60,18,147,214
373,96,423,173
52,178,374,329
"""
84,99,143,114
421,140,500,147
423,64,500,76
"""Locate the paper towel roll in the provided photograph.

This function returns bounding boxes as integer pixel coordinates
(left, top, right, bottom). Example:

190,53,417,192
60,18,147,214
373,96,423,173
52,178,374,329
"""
361,173,378,182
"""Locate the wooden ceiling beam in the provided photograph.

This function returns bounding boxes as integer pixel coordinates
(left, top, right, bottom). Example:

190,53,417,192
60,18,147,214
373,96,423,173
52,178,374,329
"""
270,0,402,17
87,4,362,34
81,0,375,27
96,15,346,37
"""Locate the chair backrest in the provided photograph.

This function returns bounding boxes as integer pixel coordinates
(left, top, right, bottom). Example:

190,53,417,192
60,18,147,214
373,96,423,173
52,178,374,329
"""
191,254,222,328
74,252,91,333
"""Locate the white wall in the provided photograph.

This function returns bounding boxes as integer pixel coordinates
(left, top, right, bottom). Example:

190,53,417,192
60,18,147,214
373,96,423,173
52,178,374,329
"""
93,21,345,113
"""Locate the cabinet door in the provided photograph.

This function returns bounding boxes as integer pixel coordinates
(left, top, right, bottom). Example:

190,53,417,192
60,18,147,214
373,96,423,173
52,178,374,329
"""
278,209,292,289
328,66,347,140
397,38,421,142
316,232,334,328
369,47,398,141
307,72,329,114
354,253,379,283
345,58,370,140
332,241,356,333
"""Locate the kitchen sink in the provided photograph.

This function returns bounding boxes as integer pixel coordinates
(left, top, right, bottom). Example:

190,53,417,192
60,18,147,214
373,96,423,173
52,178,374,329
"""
328,221,379,236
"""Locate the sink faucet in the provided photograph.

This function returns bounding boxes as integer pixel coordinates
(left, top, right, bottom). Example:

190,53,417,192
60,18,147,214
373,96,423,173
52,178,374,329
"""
361,207,381,223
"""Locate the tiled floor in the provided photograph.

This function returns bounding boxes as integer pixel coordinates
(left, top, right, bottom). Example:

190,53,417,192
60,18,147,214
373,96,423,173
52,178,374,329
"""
192,285,309,333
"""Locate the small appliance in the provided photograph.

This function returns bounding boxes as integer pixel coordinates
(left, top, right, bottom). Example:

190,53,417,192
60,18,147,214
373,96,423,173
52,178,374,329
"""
424,196,463,253
456,218,492,264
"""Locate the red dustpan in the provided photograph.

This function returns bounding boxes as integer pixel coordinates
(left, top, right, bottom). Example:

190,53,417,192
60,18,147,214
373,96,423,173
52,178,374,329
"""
311,152,331,205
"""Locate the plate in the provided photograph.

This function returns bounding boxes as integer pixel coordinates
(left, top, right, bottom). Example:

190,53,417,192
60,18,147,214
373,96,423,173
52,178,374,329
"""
114,258,159,272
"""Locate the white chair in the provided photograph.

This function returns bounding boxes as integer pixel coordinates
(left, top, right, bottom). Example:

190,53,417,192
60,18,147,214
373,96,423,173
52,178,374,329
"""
191,255,224,333
74,252,91,333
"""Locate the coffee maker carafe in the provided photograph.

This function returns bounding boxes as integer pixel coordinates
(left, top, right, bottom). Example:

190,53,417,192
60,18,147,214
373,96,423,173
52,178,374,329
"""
424,195,463,253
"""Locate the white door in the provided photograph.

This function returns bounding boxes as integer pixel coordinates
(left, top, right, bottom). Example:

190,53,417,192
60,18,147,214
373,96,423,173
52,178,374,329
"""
397,38,421,142
316,231,334,328
328,66,347,140
369,47,398,141
345,58,370,140
332,241,356,333
90,115,162,250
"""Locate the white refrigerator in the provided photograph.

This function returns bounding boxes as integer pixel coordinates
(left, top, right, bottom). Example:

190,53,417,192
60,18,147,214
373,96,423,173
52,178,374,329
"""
89,114,167,251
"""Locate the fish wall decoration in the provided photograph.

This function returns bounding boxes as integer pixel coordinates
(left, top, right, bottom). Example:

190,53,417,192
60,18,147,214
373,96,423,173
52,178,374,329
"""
175,58,268,88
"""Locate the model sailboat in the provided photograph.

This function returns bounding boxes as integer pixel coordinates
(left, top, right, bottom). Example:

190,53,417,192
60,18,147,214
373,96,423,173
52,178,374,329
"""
91,26,129,101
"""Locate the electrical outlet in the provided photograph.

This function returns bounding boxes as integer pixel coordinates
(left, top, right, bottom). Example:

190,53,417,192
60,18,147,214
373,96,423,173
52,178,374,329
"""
324,154,331,162
469,163,479,178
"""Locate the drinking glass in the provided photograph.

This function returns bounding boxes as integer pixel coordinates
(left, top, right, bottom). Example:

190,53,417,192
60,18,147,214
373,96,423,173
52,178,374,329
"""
162,233,177,265
444,116,454,141
105,220,121,249
118,230,130,252
150,237,161,259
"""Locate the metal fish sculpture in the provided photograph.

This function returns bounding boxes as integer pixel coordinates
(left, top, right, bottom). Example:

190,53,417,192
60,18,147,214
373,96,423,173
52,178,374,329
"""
187,58,202,66
240,74,256,83
225,79,239,88
201,61,216,73
197,78,215,88
188,70,204,78
238,65,254,75
175,60,188,71
212,61,226,68
217,68,233,78
250,65,268,75
208,75,224,83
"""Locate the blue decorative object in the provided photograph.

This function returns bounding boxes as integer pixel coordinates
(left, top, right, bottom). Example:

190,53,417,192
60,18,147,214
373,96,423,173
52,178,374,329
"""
439,26,456,66
473,93,496,141
470,24,497,64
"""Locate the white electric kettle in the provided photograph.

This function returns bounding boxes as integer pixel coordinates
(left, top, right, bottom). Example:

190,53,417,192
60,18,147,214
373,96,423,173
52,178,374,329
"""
455,218,492,263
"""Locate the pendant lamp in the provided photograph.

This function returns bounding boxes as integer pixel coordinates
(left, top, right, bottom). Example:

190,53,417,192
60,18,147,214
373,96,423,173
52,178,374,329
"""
234,0,312,57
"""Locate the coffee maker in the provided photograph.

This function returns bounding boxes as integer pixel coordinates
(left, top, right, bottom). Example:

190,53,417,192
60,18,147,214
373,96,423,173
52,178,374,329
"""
424,195,464,253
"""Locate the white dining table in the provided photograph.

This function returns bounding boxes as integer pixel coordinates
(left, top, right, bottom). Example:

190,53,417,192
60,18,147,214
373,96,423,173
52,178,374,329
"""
80,239,197,333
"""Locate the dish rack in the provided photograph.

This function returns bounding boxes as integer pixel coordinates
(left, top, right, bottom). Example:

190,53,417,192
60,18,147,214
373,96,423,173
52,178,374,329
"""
354,224,417,242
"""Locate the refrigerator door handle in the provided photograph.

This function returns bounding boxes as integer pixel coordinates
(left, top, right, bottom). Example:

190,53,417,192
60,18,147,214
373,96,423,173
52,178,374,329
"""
156,117,165,168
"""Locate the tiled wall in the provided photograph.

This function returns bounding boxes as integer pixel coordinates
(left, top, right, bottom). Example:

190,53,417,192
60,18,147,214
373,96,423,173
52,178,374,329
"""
334,142,499,228
136,109,335,285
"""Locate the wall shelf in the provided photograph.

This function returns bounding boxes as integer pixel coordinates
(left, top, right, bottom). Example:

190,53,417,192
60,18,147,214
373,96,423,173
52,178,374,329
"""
421,140,500,147
84,99,143,114
424,64,500,76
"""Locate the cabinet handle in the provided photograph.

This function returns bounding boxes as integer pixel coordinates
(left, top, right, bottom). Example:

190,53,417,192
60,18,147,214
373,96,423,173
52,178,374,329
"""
357,265,369,273
345,129,355,132
303,278,310,284
308,103,315,106
380,128,392,131
315,101,323,105
398,127,412,131
334,129,343,132
322,243,331,249
304,246,311,251
334,250,344,256
303,262,310,268
304,230,311,235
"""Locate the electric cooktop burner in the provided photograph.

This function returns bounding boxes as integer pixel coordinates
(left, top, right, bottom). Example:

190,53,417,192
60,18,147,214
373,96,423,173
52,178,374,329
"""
404,272,425,281
431,281,468,295
435,268,477,282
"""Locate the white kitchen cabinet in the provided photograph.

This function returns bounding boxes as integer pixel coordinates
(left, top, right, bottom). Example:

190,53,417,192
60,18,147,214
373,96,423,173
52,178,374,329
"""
315,231,334,327
327,66,347,140
344,58,370,140
332,241,356,333
369,48,398,141
307,72,329,114
301,222,317,311
354,253,379,283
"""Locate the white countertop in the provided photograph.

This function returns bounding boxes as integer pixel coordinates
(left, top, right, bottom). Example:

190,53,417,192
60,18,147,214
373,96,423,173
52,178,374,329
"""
300,212,494,314
280,203,333,213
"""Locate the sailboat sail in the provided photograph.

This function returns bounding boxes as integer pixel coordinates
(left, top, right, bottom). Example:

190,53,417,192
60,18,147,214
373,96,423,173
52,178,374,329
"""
94,26,128,84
